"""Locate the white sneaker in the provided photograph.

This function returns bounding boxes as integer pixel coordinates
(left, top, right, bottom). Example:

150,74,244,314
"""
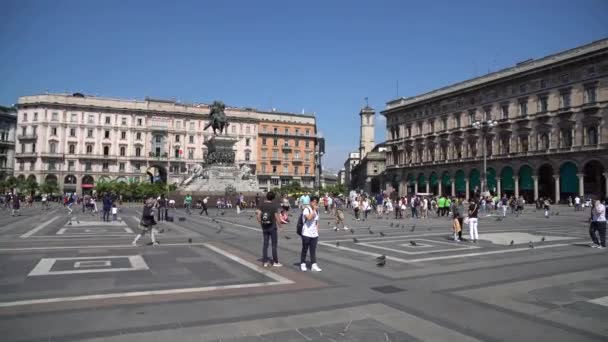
300,263,307,272
590,243,600,248
343,226,349,231
131,241,137,246
263,262,270,268
311,263,322,272
333,227,338,231
152,242,159,246
272,262,283,267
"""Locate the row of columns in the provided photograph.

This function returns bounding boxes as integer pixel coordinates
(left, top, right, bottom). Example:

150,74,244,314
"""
397,172,608,202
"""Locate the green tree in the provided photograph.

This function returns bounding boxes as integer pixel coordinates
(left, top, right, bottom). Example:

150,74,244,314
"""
40,181,59,195
95,181,114,195
23,179,39,196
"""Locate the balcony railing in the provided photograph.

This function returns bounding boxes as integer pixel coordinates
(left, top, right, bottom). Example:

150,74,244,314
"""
16,152,37,158
17,134,38,140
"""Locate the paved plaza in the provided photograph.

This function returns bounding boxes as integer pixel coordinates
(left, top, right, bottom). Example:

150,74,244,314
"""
0,203,606,342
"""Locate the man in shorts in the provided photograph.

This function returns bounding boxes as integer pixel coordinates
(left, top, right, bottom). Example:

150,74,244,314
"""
333,196,348,231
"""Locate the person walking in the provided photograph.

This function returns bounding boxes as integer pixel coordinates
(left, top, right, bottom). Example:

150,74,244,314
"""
438,195,446,216
353,197,361,221
66,194,75,215
300,196,322,272
199,196,209,216
574,196,581,212
102,193,112,221
11,194,21,217
132,198,158,246
257,191,283,267
184,194,193,215
543,198,551,218
468,198,480,243
333,196,348,231
453,212,462,241
500,195,508,217
452,202,464,241
157,194,166,222
589,199,606,249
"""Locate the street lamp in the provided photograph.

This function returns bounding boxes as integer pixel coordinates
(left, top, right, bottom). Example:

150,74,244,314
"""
472,120,497,195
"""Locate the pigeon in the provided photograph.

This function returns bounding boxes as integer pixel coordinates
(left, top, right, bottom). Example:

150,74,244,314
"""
284,235,291,240
376,254,386,260
188,238,192,243
76,220,80,224
541,236,545,242
67,221,72,226
555,212,559,216
410,241,418,246
376,259,386,267
510,240,514,246
220,211,225,216
336,241,340,247
368,229,374,235
401,225,405,229
353,237,359,243
496,217,503,221
350,229,355,234
212,218,217,223
380,232,385,237
528,241,534,248
390,223,394,227
411,224,416,232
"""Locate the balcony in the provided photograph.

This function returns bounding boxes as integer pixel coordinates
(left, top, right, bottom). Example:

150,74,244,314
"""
281,144,292,151
292,158,303,163
259,131,314,139
76,154,116,161
15,152,37,159
17,134,38,141
582,101,599,112
0,140,14,147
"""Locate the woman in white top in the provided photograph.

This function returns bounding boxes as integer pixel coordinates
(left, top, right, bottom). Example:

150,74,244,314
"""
300,196,322,272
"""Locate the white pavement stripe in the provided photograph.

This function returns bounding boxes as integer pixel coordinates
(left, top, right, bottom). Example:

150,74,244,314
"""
198,216,262,232
588,296,608,307
0,244,293,308
320,242,571,264
20,216,59,238
0,242,209,252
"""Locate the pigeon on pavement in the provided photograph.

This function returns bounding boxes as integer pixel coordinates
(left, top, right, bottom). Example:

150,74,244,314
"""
376,259,386,267
336,241,340,247
510,240,514,246
350,229,355,234
380,232,385,237
188,238,192,243
541,236,545,242
411,224,416,232
528,241,534,248
376,255,386,260
410,241,418,246
284,235,291,240
390,223,394,227
353,237,359,243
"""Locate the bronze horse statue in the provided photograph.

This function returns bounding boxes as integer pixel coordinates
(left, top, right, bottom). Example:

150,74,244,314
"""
204,101,229,135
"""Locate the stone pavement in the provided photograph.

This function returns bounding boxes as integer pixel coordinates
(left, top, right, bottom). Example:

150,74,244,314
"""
0,203,606,341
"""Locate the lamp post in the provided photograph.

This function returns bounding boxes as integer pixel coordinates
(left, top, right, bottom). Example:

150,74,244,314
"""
472,120,497,195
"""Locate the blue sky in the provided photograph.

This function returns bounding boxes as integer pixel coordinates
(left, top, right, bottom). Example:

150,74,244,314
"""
1,0,607,170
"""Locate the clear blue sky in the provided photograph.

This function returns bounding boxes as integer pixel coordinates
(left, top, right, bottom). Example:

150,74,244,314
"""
1,0,607,170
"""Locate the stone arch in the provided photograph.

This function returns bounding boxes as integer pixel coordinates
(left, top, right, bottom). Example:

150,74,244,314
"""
559,161,578,201
518,165,534,202
64,175,77,184
469,169,481,197
583,160,605,200
429,172,439,195
501,166,514,196
45,174,58,184
27,174,37,183
455,170,466,195
17,175,25,182
538,163,554,200
147,165,167,184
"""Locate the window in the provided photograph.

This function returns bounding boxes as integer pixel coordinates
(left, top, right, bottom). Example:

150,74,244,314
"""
135,147,141,157
305,129,310,136
87,129,93,138
407,125,412,137
120,146,126,156
417,122,423,134
305,166,310,174
189,135,194,144
519,99,528,116
468,111,476,125
454,114,461,128
52,112,58,121
23,113,28,122
561,128,572,148
85,161,92,171
442,117,448,130
501,104,509,119
33,112,38,121
175,135,180,143
51,127,57,136
284,128,289,135
295,139,299,147
540,79,547,89
20,143,25,153
501,137,510,154
273,127,278,134
103,146,110,156
119,162,125,171
305,140,310,148
121,131,126,140
102,162,109,171
134,163,141,172
587,127,598,145
295,151,300,160
272,150,278,159
174,148,180,158
273,138,278,146
32,143,36,153
68,161,74,171
188,148,194,159
189,122,195,130
69,128,76,137
88,114,95,124
539,96,548,112
136,132,142,140
137,118,143,126
272,165,277,174
69,144,75,154
48,161,55,171
484,108,492,121
71,113,77,122
175,121,181,129
105,116,111,124
231,125,236,133
245,126,250,134
585,86,597,103
283,152,288,160
295,128,300,135
245,138,250,146
86,145,93,154
50,143,56,153
121,117,127,126
520,84,527,93
155,136,162,143
283,165,289,174
560,90,571,108
262,126,267,133
521,136,529,153
294,166,299,175
245,152,250,161
429,120,435,133
104,130,110,139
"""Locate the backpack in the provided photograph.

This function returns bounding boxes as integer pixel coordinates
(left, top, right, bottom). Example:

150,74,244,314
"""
141,206,155,227
296,213,304,236
260,204,275,229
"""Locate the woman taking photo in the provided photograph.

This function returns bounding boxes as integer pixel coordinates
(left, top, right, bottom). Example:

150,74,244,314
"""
300,196,322,272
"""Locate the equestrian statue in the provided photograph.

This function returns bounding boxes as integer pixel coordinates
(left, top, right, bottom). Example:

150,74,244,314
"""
204,100,230,135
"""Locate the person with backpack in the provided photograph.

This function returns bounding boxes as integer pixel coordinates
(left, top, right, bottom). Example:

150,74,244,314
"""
256,191,283,268
132,198,158,246
299,196,322,272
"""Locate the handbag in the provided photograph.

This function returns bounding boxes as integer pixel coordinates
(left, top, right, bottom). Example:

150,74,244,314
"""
464,217,470,225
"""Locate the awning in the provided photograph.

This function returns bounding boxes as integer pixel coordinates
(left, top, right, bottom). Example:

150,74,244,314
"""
81,184,94,188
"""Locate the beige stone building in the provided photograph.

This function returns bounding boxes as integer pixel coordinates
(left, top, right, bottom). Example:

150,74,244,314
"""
382,38,608,203
0,106,17,178
14,93,315,194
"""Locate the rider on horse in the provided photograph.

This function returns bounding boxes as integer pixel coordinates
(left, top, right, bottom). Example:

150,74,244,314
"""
204,101,229,135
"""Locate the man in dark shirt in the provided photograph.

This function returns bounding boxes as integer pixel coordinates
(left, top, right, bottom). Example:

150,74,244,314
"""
157,194,166,222
256,191,283,267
